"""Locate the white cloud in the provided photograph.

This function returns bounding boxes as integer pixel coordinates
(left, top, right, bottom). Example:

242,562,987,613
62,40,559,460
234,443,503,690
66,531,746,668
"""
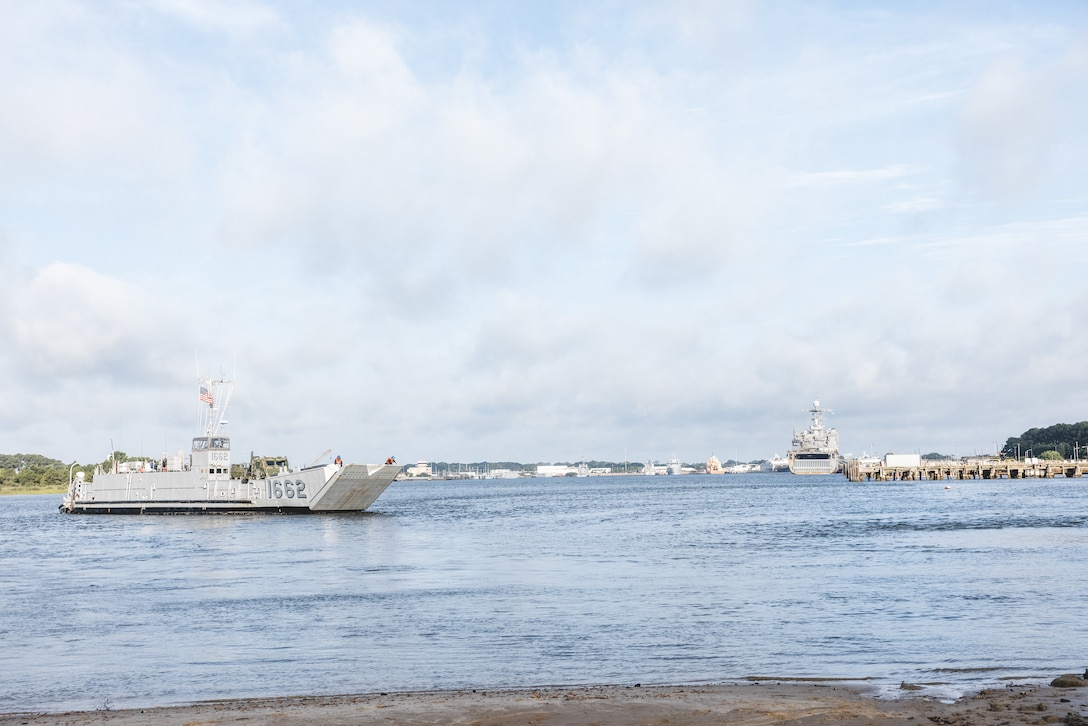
886,196,943,213
957,58,1051,201
212,19,760,299
7,263,184,378
146,0,283,35
1,2,1087,464
786,165,915,188
0,3,195,195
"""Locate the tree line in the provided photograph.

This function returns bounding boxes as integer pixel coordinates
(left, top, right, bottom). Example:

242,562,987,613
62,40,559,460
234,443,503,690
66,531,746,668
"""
0,453,76,490
0,452,134,491
1002,421,1088,460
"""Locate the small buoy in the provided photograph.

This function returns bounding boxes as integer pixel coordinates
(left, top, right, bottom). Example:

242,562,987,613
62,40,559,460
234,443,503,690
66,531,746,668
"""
944,485,952,490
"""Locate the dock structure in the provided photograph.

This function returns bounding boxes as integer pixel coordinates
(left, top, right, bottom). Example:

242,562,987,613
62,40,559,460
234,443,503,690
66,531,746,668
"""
844,458,1088,482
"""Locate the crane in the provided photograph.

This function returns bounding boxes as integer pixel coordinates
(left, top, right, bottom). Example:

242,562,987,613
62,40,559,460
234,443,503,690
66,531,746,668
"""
307,449,333,468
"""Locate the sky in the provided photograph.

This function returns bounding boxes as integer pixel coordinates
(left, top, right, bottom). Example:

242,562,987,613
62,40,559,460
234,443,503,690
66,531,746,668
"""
2,1,1087,467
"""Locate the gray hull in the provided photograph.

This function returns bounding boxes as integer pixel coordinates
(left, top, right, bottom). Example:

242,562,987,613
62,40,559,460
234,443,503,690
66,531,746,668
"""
787,454,842,475
61,463,399,514
788,401,841,476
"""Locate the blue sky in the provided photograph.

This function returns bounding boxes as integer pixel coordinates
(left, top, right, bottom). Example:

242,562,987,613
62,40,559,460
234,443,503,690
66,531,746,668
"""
2,1,1087,465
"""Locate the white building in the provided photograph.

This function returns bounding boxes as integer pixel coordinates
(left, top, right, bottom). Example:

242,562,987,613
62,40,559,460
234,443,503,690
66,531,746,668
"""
534,465,579,477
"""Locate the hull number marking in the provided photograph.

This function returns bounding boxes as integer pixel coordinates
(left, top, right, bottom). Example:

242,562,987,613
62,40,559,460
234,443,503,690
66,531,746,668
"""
266,479,308,499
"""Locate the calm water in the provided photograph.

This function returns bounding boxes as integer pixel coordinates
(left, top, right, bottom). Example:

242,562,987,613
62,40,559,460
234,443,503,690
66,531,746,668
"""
2,473,1087,712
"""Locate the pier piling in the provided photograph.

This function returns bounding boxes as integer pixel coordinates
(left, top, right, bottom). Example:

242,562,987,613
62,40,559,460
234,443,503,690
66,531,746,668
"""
843,459,1087,482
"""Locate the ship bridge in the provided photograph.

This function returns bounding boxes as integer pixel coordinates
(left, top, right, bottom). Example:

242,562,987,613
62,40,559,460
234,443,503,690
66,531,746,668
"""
191,436,231,478
192,436,230,451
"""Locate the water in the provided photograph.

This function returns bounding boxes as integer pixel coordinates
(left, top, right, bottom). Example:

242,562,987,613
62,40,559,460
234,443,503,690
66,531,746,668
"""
2,473,1086,712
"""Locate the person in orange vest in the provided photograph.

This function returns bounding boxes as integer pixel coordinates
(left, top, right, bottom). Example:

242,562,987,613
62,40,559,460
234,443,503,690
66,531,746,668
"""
334,455,343,467
385,456,396,465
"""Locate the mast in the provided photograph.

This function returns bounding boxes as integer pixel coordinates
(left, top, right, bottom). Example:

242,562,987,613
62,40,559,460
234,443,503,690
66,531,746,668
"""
808,400,832,430
197,378,235,437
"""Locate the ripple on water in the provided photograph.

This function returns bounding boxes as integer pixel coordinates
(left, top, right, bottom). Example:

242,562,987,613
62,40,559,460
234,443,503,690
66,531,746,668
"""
2,476,1086,711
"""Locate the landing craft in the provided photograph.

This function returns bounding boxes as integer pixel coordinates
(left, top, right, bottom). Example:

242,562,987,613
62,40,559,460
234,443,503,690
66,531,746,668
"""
60,378,399,514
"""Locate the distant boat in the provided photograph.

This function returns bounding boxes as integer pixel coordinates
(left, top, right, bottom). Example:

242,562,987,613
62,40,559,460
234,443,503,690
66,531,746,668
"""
788,400,842,475
762,455,790,472
666,458,682,475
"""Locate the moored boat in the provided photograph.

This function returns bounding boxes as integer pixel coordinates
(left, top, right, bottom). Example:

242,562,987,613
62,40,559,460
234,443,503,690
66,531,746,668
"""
787,400,842,475
762,454,791,472
60,378,400,514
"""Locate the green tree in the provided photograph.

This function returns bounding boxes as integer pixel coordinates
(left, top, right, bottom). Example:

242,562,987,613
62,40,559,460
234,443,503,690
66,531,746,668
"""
0,453,64,469
1003,421,1088,460
1,453,96,491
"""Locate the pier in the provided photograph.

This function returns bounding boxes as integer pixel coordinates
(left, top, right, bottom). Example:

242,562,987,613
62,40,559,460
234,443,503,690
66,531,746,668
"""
843,458,1088,482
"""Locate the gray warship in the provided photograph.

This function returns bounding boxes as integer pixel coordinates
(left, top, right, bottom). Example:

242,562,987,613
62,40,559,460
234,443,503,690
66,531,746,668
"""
60,378,400,514
787,400,842,475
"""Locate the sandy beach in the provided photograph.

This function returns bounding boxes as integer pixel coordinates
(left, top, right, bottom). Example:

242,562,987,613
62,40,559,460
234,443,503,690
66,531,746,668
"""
4,678,1086,726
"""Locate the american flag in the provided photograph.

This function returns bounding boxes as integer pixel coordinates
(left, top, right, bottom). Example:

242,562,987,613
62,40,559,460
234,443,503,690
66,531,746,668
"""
199,385,214,405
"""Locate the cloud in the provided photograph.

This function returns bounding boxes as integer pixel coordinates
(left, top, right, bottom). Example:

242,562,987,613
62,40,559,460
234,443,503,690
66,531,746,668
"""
212,16,761,301
787,165,915,188
0,3,194,188
146,0,283,36
2,3,1088,464
885,196,943,213
7,263,183,380
957,59,1051,201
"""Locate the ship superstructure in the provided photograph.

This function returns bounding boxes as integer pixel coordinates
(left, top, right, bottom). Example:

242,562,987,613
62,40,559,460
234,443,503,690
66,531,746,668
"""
788,400,842,475
61,378,400,514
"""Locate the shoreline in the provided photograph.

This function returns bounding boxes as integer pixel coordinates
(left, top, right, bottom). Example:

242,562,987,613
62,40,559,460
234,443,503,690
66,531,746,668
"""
4,679,1086,726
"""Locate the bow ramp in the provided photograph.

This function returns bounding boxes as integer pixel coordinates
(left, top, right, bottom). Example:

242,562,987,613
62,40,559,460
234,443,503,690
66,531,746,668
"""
309,463,402,511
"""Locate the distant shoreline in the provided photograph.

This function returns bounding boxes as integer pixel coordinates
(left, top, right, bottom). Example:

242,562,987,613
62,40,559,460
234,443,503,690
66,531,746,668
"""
0,487,64,496
2,680,1086,726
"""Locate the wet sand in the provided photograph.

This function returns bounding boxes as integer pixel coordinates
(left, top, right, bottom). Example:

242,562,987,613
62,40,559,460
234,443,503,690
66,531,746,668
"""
4,679,1087,726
